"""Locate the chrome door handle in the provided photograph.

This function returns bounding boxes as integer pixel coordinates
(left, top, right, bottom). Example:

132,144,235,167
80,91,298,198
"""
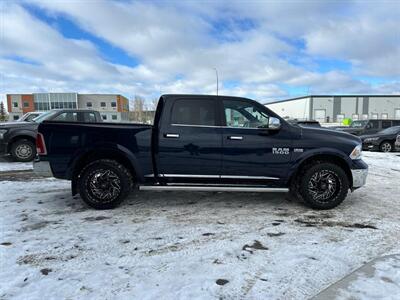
165,133,180,138
228,136,243,140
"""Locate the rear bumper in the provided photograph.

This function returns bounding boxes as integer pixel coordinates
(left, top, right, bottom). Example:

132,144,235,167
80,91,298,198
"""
33,160,53,177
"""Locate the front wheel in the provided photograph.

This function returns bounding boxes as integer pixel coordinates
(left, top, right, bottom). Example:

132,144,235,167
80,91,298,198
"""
78,159,133,209
11,139,36,162
298,163,349,209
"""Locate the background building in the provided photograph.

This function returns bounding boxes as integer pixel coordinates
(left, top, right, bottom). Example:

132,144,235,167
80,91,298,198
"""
6,93,129,122
266,95,400,123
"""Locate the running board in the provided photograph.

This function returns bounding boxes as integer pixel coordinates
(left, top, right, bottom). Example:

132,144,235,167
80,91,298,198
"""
139,185,289,193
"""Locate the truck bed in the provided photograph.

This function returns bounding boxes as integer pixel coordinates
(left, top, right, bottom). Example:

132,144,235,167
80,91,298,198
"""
38,121,154,180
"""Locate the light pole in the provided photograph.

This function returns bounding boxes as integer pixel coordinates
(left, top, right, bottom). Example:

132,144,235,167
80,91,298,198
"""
213,67,219,95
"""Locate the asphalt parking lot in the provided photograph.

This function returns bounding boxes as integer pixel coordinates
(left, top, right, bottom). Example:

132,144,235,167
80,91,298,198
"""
1,152,400,299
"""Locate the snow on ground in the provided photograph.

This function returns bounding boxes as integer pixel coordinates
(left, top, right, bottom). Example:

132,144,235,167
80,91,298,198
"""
337,254,400,300
0,152,400,299
0,160,32,172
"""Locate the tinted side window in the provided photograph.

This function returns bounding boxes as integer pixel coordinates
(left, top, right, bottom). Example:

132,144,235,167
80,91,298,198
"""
369,120,379,128
82,112,97,123
171,99,216,126
382,120,392,129
223,100,269,128
393,120,400,126
52,112,78,122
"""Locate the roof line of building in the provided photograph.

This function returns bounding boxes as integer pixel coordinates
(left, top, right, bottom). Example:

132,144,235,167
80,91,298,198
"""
265,94,400,105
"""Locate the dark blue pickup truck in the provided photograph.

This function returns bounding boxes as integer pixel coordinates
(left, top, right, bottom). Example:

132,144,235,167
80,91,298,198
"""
34,95,368,210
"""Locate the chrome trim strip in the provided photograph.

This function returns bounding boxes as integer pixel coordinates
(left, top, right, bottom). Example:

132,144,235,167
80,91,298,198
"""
170,124,268,130
160,174,220,178
221,175,279,180
144,174,154,178
171,124,220,128
159,174,280,180
139,186,289,193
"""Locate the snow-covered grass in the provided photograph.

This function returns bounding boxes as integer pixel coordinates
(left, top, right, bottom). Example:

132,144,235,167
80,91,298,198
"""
0,152,399,299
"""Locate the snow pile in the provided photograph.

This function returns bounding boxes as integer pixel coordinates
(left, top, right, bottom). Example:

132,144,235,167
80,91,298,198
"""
0,161,33,172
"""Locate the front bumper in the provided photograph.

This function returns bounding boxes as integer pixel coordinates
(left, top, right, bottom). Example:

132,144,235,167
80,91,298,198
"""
0,142,8,156
351,168,368,188
33,160,53,177
362,142,379,151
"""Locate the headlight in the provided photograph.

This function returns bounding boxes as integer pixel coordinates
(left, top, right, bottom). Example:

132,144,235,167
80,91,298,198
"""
0,129,8,139
364,137,379,142
350,144,362,160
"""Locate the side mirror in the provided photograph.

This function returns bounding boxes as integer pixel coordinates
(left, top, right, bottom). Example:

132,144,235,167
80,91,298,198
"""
268,117,281,130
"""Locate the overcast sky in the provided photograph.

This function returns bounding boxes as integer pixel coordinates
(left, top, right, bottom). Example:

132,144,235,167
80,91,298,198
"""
1,0,399,106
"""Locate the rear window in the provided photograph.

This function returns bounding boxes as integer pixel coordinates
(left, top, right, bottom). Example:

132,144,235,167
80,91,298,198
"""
170,99,216,126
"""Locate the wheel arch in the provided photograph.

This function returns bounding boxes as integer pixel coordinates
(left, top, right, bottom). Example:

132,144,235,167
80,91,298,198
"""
7,134,36,153
288,153,353,189
69,145,143,195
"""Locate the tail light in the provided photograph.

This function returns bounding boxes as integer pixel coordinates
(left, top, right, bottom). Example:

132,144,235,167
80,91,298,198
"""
36,133,47,155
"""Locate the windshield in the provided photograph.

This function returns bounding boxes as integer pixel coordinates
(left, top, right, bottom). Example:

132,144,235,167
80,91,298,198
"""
32,111,58,123
350,120,368,128
379,126,400,134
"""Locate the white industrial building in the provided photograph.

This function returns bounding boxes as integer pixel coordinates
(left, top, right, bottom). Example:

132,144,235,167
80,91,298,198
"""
266,95,400,123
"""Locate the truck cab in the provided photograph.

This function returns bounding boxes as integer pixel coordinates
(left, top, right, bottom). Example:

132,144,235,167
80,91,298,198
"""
34,95,368,210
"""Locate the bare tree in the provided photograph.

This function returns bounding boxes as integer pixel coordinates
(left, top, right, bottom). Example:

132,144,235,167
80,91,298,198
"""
130,95,145,122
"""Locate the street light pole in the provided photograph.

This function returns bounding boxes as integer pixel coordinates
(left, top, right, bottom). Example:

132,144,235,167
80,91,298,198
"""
213,67,219,96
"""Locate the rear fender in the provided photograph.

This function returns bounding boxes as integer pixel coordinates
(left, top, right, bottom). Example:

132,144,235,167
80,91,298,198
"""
69,144,143,196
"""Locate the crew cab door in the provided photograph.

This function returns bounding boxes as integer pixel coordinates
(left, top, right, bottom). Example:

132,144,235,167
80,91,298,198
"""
221,99,292,182
157,97,222,179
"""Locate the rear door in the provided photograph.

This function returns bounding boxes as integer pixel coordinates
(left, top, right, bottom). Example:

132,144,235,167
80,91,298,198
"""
157,97,222,179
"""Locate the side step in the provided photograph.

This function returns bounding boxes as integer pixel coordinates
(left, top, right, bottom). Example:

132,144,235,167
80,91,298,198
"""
139,185,289,193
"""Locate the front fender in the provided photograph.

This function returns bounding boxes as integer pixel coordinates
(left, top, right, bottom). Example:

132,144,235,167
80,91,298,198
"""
287,147,352,183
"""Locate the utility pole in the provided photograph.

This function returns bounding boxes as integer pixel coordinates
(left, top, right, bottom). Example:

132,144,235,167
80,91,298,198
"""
213,67,219,96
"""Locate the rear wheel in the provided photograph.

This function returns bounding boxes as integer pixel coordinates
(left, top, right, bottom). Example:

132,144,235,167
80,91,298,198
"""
298,163,349,209
11,139,36,162
380,141,392,152
78,159,133,209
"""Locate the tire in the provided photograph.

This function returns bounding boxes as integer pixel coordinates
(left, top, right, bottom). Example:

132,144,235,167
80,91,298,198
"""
11,139,36,162
78,159,134,209
379,141,393,152
298,163,349,209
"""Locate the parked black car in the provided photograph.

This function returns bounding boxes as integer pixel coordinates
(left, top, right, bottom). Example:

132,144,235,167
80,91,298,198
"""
35,94,368,210
337,119,400,136
361,126,400,152
17,112,44,122
0,110,102,162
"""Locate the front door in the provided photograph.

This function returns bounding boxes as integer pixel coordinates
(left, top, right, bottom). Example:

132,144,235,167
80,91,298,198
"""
221,99,292,182
157,97,222,179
